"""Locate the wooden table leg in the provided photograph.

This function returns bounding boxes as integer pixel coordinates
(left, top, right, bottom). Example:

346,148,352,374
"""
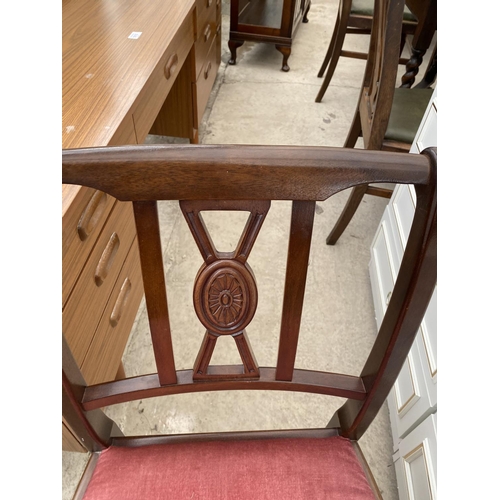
276,44,291,72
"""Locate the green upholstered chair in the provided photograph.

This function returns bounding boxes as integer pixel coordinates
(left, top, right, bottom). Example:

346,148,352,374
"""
385,87,433,144
325,0,433,246
62,143,437,500
316,0,417,103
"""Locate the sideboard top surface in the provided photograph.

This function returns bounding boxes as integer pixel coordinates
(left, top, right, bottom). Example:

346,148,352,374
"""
62,0,195,151
62,0,195,215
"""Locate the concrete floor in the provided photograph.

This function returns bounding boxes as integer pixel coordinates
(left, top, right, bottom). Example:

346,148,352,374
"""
62,1,436,498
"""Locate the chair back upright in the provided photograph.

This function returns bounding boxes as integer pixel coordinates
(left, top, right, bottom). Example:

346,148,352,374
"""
62,144,437,451
360,0,406,150
327,0,434,247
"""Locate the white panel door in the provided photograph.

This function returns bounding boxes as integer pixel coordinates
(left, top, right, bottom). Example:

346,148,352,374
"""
394,414,437,500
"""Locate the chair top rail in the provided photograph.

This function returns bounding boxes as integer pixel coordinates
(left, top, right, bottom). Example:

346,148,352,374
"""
62,144,431,202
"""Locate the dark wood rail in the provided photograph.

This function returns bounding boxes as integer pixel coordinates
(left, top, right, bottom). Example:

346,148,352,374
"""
81,367,367,411
62,144,430,202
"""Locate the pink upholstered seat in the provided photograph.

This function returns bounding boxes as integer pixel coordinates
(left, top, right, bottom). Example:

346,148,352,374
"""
83,436,375,500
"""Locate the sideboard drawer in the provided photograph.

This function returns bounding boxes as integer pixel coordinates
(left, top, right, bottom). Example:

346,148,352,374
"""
193,31,220,127
63,417,86,452
81,237,144,385
195,0,217,38
132,12,195,143
194,8,218,80
63,200,136,368
62,187,115,307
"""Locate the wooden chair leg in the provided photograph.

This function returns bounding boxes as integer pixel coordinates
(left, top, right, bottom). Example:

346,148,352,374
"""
317,16,340,78
315,14,349,102
400,47,426,88
414,46,436,89
343,108,362,148
326,184,368,245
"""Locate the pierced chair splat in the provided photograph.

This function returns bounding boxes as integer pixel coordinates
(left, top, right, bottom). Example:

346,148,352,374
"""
180,199,271,380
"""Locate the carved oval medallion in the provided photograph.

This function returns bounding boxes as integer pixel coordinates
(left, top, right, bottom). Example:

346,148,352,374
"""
194,260,258,335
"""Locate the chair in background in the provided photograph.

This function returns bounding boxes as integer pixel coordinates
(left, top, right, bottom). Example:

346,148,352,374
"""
315,0,417,103
399,0,437,88
63,143,437,500
325,0,433,246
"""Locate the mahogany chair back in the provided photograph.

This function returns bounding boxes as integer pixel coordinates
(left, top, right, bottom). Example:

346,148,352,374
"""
62,144,436,499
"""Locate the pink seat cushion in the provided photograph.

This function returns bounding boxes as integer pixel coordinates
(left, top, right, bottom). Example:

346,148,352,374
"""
83,435,376,499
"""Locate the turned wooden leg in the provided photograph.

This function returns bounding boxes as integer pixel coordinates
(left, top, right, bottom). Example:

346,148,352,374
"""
415,47,437,89
400,47,426,88
275,44,291,72
326,185,368,245
228,40,244,65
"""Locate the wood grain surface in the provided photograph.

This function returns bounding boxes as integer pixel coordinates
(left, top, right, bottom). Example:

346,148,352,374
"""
62,0,195,149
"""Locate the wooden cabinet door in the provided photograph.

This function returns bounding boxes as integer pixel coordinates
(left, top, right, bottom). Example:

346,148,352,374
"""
369,207,435,447
394,414,437,500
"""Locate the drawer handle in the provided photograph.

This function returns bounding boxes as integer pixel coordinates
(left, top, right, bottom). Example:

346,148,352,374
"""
204,61,212,80
110,278,132,327
386,291,392,306
164,53,179,80
207,0,213,7
77,190,107,241
204,24,212,42
95,232,120,286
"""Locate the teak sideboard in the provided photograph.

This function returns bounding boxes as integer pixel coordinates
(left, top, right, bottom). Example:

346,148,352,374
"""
62,0,222,452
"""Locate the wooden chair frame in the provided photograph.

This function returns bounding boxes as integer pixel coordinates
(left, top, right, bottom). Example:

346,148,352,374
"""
62,143,436,498
325,0,433,245
349,0,408,151
315,0,417,102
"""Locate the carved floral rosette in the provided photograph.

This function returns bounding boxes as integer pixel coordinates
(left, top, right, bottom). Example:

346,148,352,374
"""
193,260,258,336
